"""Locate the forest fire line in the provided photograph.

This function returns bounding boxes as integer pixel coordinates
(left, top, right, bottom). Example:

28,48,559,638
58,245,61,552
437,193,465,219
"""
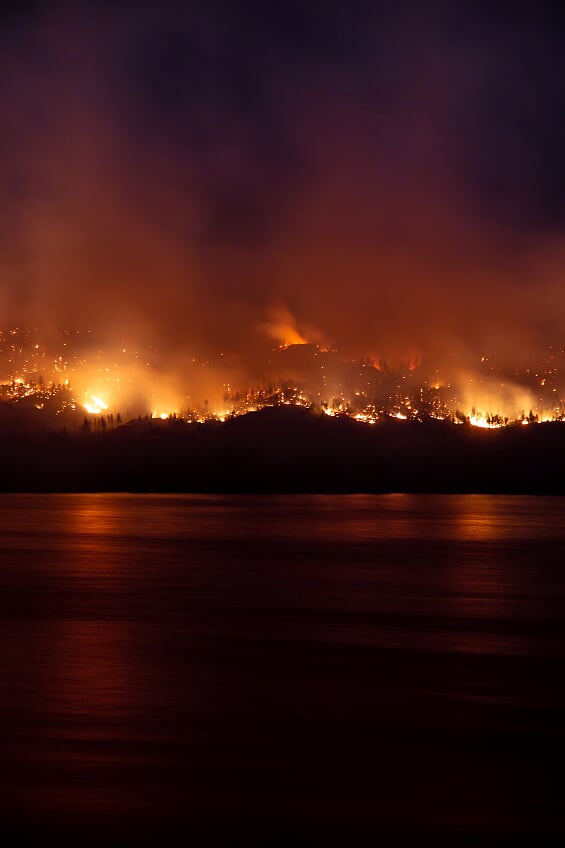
1,371,564,430
1,329,565,429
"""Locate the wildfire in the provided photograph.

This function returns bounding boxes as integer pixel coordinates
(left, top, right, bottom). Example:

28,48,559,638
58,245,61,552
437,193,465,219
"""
1,325,564,429
83,395,108,414
262,306,310,348
277,329,309,348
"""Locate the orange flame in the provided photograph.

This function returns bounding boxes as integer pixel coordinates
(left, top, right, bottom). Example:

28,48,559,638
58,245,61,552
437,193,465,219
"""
262,306,309,348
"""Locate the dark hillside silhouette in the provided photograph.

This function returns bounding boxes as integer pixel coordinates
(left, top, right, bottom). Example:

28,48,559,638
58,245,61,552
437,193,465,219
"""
1,406,564,493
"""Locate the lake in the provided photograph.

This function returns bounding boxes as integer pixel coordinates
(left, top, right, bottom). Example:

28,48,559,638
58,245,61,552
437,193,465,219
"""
0,494,564,842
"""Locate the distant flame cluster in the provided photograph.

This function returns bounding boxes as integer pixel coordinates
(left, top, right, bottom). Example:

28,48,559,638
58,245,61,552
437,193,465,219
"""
83,395,108,414
262,306,310,349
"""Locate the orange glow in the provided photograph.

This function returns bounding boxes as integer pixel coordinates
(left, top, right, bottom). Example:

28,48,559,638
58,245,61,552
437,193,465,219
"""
468,414,502,429
262,306,310,348
277,329,309,348
83,395,109,414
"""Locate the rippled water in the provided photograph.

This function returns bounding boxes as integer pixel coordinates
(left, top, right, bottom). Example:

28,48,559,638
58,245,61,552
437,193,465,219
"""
0,494,564,842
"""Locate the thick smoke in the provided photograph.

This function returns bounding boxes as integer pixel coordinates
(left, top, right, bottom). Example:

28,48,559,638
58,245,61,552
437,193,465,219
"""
0,1,564,412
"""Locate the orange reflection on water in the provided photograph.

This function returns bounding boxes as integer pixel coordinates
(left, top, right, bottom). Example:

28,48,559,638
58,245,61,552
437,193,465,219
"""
66,494,133,543
447,496,511,542
19,614,154,827
42,618,139,738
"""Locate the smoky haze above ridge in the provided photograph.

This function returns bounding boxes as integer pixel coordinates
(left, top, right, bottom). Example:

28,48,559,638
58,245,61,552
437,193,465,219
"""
0,0,564,383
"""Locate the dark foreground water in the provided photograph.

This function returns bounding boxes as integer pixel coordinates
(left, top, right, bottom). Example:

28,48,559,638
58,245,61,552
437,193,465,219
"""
0,494,564,843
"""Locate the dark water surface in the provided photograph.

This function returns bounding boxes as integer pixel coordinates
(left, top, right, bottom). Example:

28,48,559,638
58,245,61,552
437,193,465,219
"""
1,494,564,842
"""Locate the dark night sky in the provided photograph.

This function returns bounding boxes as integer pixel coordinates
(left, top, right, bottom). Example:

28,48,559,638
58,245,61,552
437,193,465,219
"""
0,0,564,372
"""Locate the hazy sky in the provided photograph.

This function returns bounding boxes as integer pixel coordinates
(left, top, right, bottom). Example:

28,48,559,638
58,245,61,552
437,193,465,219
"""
1,0,564,371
